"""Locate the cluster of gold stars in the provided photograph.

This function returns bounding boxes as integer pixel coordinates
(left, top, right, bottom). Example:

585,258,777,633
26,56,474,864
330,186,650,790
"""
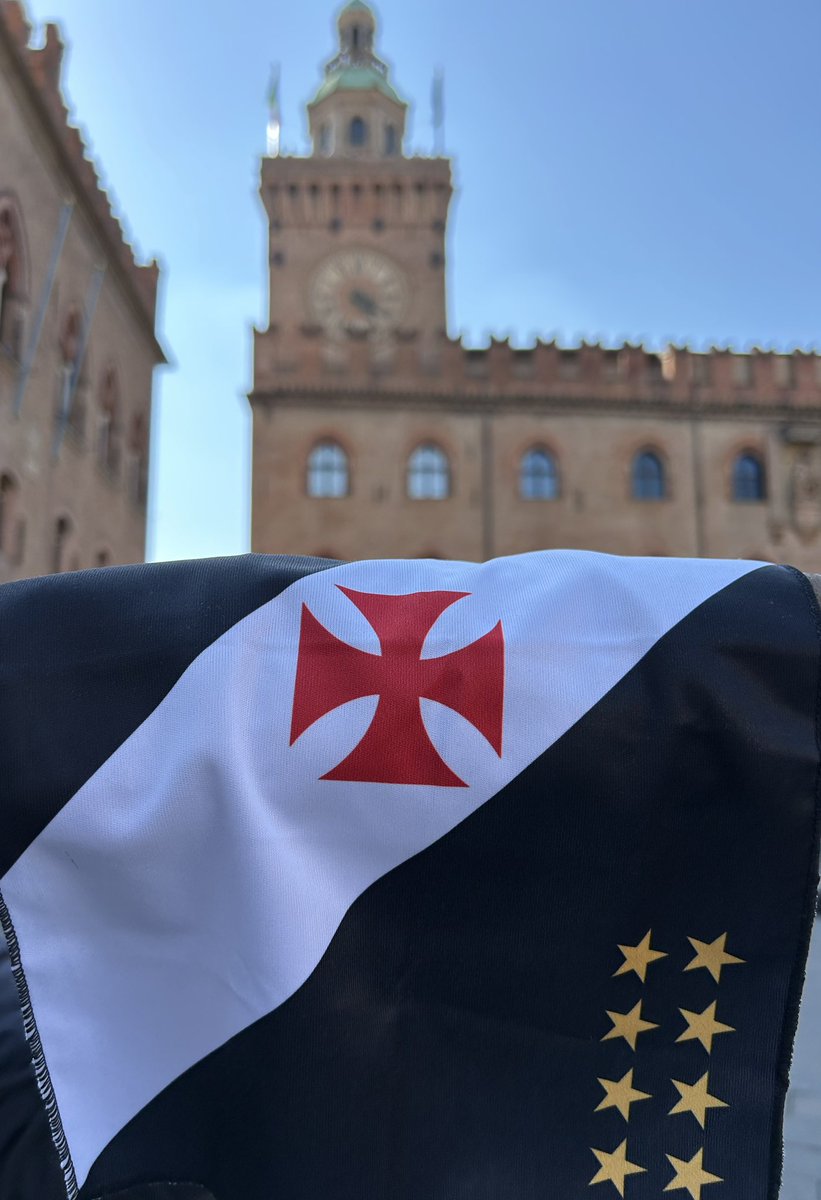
589,929,743,1198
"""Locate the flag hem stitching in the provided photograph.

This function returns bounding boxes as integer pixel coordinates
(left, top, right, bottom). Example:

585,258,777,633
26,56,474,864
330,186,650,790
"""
0,887,78,1200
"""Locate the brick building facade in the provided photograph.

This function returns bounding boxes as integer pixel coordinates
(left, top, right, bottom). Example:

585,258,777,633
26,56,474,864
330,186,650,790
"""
250,2,821,571
0,0,163,583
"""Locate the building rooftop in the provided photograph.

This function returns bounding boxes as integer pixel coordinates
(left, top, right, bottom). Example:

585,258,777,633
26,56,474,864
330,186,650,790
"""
0,0,164,360
312,63,402,104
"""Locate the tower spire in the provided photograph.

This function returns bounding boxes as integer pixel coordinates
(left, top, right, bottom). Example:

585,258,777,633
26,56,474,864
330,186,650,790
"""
307,3,408,159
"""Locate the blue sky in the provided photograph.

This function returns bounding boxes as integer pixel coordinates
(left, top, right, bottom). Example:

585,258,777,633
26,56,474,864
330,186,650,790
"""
25,0,821,562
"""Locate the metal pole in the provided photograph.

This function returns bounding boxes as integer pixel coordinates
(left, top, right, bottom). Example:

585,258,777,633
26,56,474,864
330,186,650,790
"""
14,200,74,417
52,264,105,459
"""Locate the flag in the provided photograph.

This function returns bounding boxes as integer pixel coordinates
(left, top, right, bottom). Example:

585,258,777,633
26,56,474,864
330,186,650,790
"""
432,68,444,153
0,551,818,1200
266,64,281,157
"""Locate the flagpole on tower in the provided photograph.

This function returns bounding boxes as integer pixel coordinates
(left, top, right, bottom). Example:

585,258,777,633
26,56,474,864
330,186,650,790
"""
266,63,281,157
432,67,445,156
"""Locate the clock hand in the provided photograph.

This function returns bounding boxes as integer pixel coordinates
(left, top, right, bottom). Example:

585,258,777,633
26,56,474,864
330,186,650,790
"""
349,288,379,317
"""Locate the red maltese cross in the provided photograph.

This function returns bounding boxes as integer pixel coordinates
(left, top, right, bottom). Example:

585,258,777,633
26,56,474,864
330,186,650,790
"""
289,586,505,786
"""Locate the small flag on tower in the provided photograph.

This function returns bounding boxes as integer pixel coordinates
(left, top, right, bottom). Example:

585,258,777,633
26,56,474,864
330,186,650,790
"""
266,63,281,156
0,552,818,1199
432,66,445,153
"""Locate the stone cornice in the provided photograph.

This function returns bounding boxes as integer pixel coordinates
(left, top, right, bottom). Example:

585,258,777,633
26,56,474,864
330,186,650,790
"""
248,385,821,423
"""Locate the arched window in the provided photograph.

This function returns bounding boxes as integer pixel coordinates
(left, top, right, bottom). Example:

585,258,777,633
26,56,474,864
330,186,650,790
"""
52,515,72,574
0,197,28,358
0,209,14,341
408,443,450,500
632,450,667,501
384,125,398,156
307,441,349,498
349,117,367,148
520,447,560,500
97,367,121,477
732,451,767,502
57,308,87,439
128,412,149,507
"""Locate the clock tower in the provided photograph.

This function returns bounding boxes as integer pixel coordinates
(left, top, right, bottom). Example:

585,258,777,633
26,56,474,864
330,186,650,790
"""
258,1,451,354
249,2,821,570
251,1,456,557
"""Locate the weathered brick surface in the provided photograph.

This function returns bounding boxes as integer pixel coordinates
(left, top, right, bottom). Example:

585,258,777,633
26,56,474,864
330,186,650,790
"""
0,1,163,581
250,12,821,570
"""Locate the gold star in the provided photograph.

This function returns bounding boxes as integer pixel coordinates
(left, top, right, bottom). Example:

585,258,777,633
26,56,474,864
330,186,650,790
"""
677,1001,735,1054
595,1068,652,1122
614,929,668,983
664,1148,723,1199
602,1000,658,1051
685,933,744,983
590,1139,647,1196
669,1071,728,1128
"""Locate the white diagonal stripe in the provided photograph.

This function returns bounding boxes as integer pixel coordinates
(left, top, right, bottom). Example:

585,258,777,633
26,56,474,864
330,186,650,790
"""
0,550,761,1185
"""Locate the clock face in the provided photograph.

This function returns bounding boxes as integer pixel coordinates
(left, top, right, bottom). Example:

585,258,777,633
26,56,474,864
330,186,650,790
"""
309,249,408,336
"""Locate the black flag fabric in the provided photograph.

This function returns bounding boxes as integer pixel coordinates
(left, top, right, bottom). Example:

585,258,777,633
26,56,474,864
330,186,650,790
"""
0,551,819,1200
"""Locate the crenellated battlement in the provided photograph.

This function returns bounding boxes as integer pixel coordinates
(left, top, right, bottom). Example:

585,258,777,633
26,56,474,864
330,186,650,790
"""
0,1,160,330
261,154,452,231
253,325,821,409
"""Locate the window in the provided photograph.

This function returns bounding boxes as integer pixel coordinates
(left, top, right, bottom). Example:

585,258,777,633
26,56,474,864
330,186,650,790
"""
307,441,349,498
349,117,367,148
732,452,766,502
0,198,27,358
52,515,71,574
408,443,450,500
520,448,560,500
97,367,121,477
58,309,86,439
351,25,360,50
129,413,149,507
318,124,332,155
385,125,398,156
95,549,111,568
632,450,666,501
0,209,13,342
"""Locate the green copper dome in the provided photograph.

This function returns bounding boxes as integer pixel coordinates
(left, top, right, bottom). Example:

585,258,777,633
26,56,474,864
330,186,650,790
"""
312,64,403,105
310,1,406,110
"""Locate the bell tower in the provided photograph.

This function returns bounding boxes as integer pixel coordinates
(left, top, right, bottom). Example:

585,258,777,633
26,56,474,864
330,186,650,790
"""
308,1,407,161
253,1,453,373
250,2,456,560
